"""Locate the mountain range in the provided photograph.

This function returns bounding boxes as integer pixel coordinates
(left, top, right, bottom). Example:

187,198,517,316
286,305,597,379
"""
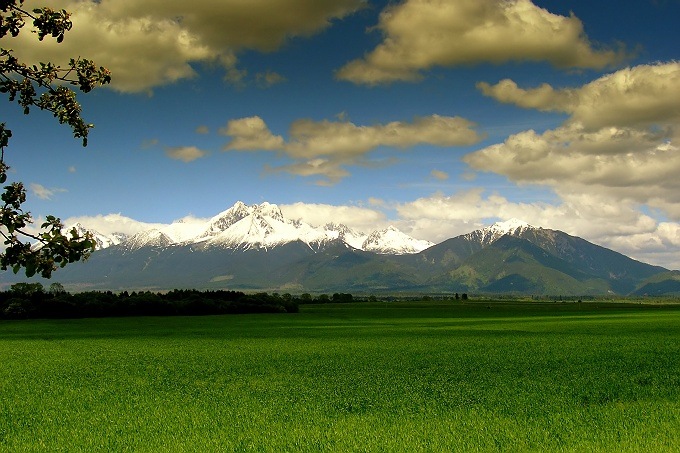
1,201,676,296
71,201,434,255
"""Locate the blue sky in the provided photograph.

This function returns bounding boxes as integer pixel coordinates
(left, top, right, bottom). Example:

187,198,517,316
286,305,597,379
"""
5,0,680,268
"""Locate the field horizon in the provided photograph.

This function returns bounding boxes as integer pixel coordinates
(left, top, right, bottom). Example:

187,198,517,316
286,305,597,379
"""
2,300,679,451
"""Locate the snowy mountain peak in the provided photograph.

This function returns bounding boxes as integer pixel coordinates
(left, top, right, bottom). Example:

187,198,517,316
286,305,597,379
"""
466,218,535,246
65,223,127,250
489,218,532,236
124,229,173,251
323,223,367,250
362,226,434,255
199,201,252,238
253,202,284,222
73,201,434,255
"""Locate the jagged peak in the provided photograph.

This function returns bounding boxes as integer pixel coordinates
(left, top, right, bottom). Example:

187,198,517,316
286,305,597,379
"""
74,201,432,255
488,218,533,235
252,201,284,222
363,225,434,255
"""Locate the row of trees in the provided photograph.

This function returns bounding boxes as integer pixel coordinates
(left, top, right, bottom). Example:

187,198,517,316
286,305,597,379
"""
0,283,300,319
0,283,473,319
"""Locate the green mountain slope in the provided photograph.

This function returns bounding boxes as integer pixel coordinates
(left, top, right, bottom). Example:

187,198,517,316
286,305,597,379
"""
432,236,611,294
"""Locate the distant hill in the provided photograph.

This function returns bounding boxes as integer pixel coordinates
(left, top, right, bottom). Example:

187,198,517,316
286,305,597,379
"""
0,203,670,295
631,271,680,296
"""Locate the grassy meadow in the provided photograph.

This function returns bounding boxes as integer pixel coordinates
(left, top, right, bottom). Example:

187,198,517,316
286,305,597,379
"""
1,300,679,451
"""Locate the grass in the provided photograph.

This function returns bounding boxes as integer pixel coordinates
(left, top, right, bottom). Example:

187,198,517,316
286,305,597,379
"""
1,300,679,451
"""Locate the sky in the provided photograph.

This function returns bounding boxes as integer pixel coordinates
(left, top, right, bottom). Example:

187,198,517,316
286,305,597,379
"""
4,0,680,268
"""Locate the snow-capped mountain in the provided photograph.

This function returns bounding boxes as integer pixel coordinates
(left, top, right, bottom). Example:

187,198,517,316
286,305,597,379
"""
362,226,434,254
32,212,667,295
196,202,329,251
322,223,367,250
69,223,128,249
72,201,434,255
464,218,535,246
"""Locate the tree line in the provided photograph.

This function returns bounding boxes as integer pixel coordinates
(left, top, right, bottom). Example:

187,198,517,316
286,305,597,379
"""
0,283,472,320
0,283,299,319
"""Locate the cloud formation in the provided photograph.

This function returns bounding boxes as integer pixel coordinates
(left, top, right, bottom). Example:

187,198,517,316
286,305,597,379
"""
430,170,449,181
165,146,208,162
222,115,482,184
281,202,387,232
466,62,680,218
30,183,66,200
62,213,193,237
477,62,680,130
11,0,364,92
337,0,625,85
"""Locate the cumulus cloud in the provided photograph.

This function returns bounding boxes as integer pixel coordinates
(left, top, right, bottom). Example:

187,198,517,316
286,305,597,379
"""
281,202,388,232
62,213,209,238
464,123,677,186
165,146,208,162
466,61,680,217
336,0,625,85
30,183,66,200
222,115,482,184
256,71,287,88
10,0,364,92
219,117,285,151
195,125,209,135
477,62,680,130
431,169,449,180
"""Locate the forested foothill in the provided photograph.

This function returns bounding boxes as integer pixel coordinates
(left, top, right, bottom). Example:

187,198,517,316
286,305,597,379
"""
0,283,301,319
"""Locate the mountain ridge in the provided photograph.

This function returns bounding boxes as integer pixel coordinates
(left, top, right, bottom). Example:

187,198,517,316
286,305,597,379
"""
75,201,434,256
3,202,672,295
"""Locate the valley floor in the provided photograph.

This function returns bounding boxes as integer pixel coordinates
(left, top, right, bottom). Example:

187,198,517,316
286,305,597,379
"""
1,300,679,451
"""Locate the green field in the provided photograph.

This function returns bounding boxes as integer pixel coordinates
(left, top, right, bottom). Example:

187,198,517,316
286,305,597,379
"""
1,301,679,452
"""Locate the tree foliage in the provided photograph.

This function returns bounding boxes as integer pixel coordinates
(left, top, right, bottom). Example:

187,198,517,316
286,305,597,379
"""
0,0,110,278
0,287,300,319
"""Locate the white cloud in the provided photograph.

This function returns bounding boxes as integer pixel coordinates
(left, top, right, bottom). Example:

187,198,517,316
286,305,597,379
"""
477,62,680,130
431,169,449,180
337,0,625,85
219,116,285,151
256,71,286,88
223,115,482,183
30,183,66,200
165,146,208,162
62,213,167,237
62,213,209,238
10,0,365,92
466,62,680,219
281,202,387,233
